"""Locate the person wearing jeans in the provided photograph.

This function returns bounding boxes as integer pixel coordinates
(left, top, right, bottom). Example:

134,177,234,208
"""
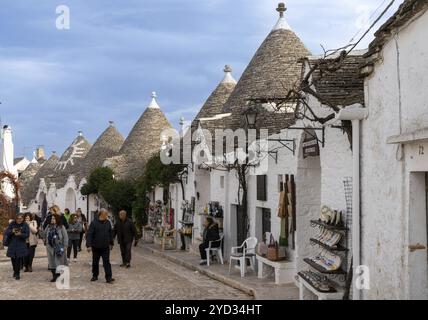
3,214,29,280
86,208,114,283
67,214,83,261
24,213,38,272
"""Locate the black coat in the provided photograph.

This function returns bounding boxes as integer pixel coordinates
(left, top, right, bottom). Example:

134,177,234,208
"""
203,223,220,247
86,219,114,249
4,222,29,258
114,218,136,244
43,214,69,230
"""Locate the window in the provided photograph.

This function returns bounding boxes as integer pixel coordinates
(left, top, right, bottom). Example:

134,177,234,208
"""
257,175,267,201
220,176,225,189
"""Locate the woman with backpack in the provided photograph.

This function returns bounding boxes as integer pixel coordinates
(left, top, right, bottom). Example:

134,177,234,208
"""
43,213,68,282
67,214,83,262
3,213,30,280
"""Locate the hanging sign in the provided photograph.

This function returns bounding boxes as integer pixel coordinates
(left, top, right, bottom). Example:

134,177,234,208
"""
302,129,320,158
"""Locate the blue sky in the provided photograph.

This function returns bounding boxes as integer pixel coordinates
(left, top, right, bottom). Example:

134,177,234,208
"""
0,0,402,159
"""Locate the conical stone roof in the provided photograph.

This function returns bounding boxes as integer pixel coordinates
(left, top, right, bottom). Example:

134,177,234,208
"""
50,132,92,189
187,65,237,156
21,153,59,206
192,65,237,133
19,162,41,196
222,3,310,134
75,122,125,184
110,92,172,179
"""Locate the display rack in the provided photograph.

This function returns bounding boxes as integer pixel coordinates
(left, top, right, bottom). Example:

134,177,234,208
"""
299,209,350,300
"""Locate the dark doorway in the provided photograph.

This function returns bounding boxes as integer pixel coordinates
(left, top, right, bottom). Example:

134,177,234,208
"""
237,205,246,246
262,208,271,236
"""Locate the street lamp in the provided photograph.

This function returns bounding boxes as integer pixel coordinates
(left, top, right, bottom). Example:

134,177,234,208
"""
243,102,260,128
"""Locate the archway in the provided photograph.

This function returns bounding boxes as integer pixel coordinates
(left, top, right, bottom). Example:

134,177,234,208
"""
295,132,321,272
65,188,77,213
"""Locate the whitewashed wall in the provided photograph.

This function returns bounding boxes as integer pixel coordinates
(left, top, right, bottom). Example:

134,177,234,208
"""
361,10,428,300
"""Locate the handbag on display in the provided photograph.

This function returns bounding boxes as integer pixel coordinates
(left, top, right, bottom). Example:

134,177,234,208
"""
257,241,268,256
267,234,279,261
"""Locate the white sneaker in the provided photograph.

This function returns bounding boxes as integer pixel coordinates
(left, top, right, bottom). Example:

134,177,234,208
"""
73,258,77,263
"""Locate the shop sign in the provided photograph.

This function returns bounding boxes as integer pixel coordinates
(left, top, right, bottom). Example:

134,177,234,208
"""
302,129,320,158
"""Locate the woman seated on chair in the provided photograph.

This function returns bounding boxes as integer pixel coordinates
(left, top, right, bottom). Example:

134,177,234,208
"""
199,217,220,265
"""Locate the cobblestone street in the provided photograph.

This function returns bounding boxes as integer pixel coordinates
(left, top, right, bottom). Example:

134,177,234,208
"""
0,242,251,300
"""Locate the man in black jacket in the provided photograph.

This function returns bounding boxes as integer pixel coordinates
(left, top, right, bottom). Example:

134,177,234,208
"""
114,210,137,268
86,208,114,283
199,217,220,265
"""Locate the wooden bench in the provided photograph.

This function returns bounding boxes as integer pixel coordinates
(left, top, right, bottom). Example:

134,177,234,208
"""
256,254,295,285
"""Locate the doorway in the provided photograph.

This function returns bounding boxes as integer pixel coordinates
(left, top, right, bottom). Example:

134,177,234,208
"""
408,172,428,299
236,205,246,246
65,188,77,213
296,132,321,271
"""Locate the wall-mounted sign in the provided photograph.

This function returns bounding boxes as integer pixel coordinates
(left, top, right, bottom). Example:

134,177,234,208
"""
302,129,320,158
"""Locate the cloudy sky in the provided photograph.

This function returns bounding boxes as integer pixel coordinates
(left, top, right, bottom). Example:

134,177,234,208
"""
0,0,402,159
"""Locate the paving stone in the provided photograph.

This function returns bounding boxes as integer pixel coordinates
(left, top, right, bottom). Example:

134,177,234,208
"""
0,242,250,300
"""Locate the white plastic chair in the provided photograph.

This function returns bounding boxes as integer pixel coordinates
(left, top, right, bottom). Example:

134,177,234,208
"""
229,237,258,277
206,234,224,266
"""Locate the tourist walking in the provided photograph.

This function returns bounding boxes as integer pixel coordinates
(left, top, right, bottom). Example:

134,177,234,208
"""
24,213,38,272
63,208,72,224
43,205,69,230
75,208,87,251
67,214,83,262
43,213,68,282
2,214,29,280
198,217,220,265
114,210,137,268
33,214,42,236
86,208,114,283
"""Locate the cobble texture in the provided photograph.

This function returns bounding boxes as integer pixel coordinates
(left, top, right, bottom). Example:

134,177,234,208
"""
0,241,250,300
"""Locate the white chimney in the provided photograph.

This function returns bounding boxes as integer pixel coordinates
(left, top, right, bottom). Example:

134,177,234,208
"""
0,125,17,176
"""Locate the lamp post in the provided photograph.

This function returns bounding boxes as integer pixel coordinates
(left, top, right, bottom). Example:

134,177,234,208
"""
244,104,259,129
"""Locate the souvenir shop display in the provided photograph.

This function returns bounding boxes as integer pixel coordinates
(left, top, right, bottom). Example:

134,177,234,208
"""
178,200,194,243
208,201,224,230
144,201,166,243
277,175,296,248
178,200,194,250
208,202,223,218
297,271,336,293
299,204,350,298
148,200,163,230
144,199,177,250
267,234,279,261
